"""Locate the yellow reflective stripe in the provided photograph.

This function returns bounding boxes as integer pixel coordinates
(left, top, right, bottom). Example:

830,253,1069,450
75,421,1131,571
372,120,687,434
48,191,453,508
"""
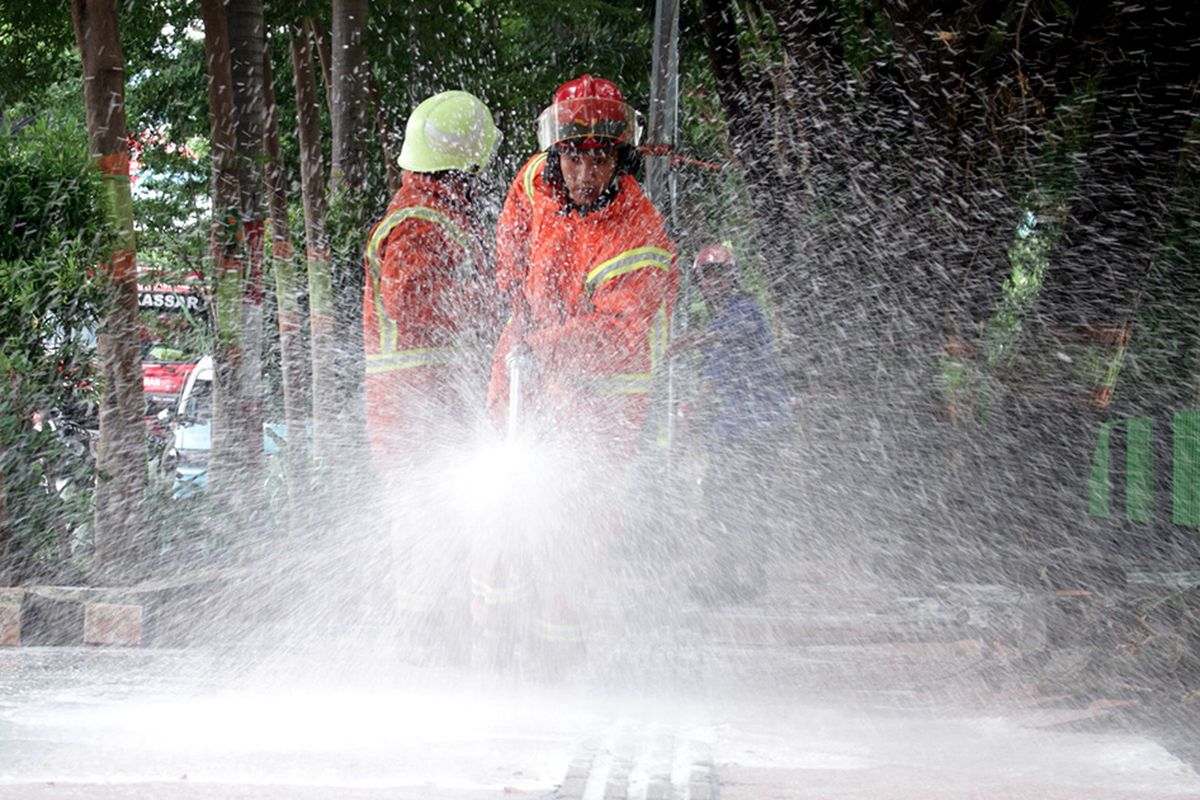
583,302,670,395
584,246,672,297
365,348,461,373
523,153,548,202
649,303,667,370
378,290,398,353
586,373,653,395
366,205,470,277
365,205,471,353
471,576,524,606
535,618,585,643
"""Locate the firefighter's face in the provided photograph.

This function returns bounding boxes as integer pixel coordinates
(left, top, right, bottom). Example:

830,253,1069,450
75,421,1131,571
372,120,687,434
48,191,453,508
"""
698,265,735,306
559,148,619,207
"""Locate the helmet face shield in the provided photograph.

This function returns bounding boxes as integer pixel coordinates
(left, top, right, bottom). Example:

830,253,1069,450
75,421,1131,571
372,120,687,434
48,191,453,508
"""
536,97,643,151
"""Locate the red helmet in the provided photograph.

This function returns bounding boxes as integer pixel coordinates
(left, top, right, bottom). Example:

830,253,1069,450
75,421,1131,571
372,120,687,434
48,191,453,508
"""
536,74,642,151
693,243,736,272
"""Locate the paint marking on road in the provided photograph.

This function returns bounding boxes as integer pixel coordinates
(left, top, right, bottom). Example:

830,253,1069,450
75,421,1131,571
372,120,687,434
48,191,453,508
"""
563,723,717,800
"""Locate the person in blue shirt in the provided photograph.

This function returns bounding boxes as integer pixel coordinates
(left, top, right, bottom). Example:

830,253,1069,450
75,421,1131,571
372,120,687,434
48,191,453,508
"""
670,242,794,604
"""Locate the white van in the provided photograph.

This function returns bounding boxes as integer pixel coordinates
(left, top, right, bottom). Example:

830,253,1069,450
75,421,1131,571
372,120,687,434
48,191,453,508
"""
164,357,301,497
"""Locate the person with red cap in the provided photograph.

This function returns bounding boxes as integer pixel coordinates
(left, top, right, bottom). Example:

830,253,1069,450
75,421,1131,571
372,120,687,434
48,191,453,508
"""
669,242,794,604
475,74,679,678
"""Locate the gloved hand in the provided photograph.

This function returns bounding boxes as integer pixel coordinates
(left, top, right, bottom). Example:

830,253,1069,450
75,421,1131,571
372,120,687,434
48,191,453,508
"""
505,341,534,376
510,290,532,339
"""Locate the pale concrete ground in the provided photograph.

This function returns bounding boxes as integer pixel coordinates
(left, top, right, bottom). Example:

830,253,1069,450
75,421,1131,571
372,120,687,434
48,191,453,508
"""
3,511,1198,800
4,552,1200,800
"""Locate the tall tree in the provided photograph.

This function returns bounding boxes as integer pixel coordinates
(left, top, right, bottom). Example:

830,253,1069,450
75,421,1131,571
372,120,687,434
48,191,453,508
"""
327,0,371,469
71,0,146,574
262,38,309,525
226,0,268,516
697,0,814,328
0,433,9,583
200,0,250,507
291,17,337,469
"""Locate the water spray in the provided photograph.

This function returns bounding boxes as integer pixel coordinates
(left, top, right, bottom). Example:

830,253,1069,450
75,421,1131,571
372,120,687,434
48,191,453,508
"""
506,342,533,441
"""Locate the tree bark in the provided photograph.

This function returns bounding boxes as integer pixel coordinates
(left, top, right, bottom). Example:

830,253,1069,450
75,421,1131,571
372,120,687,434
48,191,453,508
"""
698,0,811,337
226,0,267,520
200,0,248,507
262,38,309,529
368,69,401,195
290,17,337,470
0,432,9,584
327,0,371,470
71,0,146,577
311,17,333,118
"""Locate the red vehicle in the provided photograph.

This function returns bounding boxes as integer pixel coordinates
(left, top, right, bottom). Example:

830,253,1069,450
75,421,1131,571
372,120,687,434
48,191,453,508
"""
143,359,197,429
137,270,206,438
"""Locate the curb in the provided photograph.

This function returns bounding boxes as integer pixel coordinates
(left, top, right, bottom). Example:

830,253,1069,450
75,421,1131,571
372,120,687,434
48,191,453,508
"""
0,587,143,647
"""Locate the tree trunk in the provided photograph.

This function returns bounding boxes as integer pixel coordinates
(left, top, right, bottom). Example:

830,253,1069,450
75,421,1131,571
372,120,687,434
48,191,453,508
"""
200,0,248,507
698,0,811,339
0,432,10,584
311,17,333,118
290,17,337,470
1034,2,1199,412
71,0,146,577
226,0,267,522
368,70,401,195
327,0,371,471
262,38,309,529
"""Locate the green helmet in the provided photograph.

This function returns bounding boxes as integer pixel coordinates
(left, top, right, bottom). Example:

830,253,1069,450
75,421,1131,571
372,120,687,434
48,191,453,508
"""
398,90,500,175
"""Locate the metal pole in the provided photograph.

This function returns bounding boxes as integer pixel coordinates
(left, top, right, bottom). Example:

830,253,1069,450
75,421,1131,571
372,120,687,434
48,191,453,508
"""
646,0,680,217
647,0,682,463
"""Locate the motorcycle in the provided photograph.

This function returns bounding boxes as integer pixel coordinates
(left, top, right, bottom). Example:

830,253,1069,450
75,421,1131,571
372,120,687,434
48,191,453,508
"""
31,401,99,558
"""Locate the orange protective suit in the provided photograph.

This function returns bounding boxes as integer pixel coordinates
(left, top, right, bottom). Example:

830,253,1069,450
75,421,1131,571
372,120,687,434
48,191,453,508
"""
476,154,678,671
487,154,679,453
364,173,497,462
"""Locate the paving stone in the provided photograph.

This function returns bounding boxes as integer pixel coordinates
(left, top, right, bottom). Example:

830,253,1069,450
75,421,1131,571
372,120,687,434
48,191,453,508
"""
20,591,84,646
645,778,671,799
557,776,587,798
0,589,22,646
689,769,715,800
83,602,143,646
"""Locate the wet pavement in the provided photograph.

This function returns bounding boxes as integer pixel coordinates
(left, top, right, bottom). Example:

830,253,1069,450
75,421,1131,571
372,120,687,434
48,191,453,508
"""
4,561,1200,800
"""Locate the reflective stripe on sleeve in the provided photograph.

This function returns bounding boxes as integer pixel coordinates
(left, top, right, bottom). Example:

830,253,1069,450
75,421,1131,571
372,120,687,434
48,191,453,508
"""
583,246,673,298
365,205,471,282
584,302,670,395
364,205,472,359
366,347,462,373
588,373,653,395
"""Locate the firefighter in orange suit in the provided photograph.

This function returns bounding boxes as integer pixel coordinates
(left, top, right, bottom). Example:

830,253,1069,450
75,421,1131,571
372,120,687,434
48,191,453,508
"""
364,90,501,462
365,90,500,665
475,75,679,677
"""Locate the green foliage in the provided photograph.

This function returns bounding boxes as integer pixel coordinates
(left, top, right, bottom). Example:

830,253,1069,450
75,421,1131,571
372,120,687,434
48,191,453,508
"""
369,0,654,174
1119,123,1200,408
0,1,78,110
985,208,1056,367
1,115,106,571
